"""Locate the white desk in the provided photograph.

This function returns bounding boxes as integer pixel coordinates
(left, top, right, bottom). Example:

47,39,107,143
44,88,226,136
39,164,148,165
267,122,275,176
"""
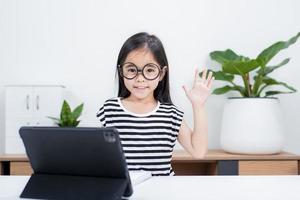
1,175,300,200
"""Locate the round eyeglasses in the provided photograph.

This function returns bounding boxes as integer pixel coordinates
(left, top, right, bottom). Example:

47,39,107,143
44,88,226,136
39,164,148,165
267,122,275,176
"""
118,62,163,80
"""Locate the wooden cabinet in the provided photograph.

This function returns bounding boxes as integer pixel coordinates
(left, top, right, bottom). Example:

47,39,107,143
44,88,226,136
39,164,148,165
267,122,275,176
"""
10,162,33,175
0,154,31,175
1,150,300,176
171,150,300,175
238,161,298,175
3,85,65,154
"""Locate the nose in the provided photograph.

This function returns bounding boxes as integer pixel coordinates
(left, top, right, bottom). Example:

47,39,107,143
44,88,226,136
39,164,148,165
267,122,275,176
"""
136,71,145,82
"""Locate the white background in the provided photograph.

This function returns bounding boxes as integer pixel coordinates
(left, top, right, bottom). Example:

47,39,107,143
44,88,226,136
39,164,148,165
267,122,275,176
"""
0,0,299,153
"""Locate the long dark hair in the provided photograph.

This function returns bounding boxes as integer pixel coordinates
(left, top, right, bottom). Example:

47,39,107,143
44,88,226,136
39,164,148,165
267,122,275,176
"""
116,32,172,104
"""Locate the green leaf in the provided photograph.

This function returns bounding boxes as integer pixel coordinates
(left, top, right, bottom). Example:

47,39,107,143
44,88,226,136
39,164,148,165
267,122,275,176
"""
210,49,260,75
200,70,234,82
47,116,60,121
263,77,296,91
73,120,80,127
257,76,297,96
252,75,264,96
60,100,72,122
264,91,295,97
50,100,85,127
47,116,62,126
71,103,84,120
256,32,300,67
210,49,249,64
257,58,290,76
212,85,245,96
213,86,232,95
222,59,259,75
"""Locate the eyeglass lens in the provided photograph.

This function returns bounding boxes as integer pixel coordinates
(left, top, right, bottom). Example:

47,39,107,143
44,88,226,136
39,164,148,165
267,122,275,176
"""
121,63,160,80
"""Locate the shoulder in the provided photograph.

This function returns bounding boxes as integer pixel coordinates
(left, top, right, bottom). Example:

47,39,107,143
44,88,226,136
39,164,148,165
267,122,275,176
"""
96,97,119,115
159,102,184,117
103,97,119,106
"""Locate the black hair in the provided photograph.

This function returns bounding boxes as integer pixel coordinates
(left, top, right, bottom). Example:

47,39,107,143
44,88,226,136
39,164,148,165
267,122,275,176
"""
116,32,172,103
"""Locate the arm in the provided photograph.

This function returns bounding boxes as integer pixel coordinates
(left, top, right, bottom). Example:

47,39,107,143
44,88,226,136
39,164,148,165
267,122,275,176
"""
178,68,214,159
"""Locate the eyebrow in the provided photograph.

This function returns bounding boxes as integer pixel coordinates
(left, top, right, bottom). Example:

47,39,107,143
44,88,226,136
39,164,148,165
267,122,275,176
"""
123,62,160,67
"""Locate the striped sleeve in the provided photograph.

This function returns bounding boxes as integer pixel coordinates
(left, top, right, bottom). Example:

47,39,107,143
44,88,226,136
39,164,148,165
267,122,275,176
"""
96,105,106,127
156,103,184,140
171,105,184,134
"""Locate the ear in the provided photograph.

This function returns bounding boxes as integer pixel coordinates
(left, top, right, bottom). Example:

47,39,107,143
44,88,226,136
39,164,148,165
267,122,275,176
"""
159,66,167,81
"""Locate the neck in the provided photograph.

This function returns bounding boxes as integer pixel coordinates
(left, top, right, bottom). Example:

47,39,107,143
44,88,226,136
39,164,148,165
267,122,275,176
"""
126,95,156,104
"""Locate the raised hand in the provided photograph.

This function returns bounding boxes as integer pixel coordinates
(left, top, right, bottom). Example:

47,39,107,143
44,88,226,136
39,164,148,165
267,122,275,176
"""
182,68,214,107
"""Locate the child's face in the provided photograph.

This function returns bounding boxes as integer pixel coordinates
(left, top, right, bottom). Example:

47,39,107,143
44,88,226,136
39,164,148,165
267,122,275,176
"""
122,48,166,101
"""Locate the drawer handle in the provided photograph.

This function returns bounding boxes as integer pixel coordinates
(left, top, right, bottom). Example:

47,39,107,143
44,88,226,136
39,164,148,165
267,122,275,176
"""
36,95,40,110
26,95,30,110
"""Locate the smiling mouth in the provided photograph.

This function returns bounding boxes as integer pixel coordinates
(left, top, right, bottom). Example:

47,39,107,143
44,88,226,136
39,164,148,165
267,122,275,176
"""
134,86,148,89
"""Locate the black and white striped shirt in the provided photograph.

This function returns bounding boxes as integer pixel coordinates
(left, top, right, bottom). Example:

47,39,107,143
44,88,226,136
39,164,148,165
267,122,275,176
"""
96,97,184,176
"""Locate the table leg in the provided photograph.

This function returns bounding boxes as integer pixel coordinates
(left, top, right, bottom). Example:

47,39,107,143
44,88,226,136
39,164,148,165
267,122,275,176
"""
1,161,10,175
217,160,238,175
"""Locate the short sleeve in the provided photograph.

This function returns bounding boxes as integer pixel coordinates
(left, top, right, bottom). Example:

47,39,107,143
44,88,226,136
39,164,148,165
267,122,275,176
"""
173,107,184,130
166,104,184,135
96,105,106,127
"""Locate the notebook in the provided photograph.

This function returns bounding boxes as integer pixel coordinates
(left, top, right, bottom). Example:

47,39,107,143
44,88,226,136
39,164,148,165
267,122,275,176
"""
129,170,152,186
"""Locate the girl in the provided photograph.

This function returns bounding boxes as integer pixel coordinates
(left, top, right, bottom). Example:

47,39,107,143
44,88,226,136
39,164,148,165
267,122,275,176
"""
97,32,214,176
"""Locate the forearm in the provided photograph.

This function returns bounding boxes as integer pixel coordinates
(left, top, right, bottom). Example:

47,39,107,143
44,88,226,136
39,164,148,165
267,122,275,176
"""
191,104,208,157
182,67,213,158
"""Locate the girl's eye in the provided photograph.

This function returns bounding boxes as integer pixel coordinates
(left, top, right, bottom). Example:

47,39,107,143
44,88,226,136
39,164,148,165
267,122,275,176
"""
127,68,137,73
145,65,158,73
146,68,155,73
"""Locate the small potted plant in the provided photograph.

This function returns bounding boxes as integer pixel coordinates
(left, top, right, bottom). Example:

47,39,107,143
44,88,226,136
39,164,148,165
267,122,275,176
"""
48,100,84,127
204,32,299,154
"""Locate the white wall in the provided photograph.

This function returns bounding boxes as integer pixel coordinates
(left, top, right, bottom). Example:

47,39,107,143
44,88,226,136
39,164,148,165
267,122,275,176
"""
1,0,300,153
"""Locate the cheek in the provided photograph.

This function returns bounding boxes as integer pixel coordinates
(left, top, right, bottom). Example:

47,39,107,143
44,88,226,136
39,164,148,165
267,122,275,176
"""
123,79,134,89
149,80,160,89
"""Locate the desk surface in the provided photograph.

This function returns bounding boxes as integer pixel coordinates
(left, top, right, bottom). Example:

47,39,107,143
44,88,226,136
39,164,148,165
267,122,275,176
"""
1,149,300,161
1,175,300,200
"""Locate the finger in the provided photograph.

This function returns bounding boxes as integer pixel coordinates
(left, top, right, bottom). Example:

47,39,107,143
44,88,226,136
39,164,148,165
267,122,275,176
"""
207,76,215,89
205,71,213,86
194,68,199,85
201,68,207,84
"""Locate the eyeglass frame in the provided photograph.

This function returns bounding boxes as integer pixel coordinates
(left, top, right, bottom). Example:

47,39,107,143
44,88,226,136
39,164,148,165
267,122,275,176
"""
118,62,166,81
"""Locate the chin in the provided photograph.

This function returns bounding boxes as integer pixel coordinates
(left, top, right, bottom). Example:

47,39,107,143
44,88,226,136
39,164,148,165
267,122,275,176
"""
132,93,150,100
130,91,153,100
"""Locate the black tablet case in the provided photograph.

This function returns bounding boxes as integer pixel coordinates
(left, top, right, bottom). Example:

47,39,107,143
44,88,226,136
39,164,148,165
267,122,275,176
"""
19,127,133,200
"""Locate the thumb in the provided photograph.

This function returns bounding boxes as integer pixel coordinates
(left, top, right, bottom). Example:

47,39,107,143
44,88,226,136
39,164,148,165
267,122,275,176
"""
182,85,189,95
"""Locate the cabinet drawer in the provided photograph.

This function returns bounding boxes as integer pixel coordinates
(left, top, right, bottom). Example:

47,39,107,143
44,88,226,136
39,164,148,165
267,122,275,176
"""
239,160,298,175
5,87,34,118
10,162,33,175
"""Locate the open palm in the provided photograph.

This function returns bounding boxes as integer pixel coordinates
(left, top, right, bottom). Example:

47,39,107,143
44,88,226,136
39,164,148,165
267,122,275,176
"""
183,68,214,107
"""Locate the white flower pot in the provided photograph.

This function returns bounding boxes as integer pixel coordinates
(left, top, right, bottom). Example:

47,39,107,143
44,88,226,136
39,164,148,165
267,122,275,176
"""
220,97,284,154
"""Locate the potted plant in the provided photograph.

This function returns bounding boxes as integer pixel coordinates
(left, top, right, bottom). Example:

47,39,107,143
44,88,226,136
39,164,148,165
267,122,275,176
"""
48,100,84,127
205,32,300,154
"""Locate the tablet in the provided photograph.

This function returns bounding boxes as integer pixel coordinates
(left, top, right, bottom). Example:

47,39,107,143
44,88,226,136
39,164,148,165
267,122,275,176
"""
19,126,133,200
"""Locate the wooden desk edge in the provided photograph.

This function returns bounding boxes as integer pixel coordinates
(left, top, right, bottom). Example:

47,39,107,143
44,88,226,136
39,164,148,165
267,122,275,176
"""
1,149,300,162
0,154,29,162
172,149,300,161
